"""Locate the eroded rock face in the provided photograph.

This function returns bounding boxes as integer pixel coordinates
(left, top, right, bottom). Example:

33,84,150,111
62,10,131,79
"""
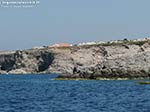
0,54,16,71
0,42,150,79
0,50,54,74
48,43,150,79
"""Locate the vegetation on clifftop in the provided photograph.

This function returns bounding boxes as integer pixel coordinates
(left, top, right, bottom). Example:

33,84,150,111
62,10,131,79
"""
100,38,150,46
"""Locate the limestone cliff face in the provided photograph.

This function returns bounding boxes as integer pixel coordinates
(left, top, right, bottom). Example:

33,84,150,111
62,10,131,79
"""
0,41,150,79
0,50,54,74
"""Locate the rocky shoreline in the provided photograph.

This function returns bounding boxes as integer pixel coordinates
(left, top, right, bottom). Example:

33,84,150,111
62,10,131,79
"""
1,38,150,79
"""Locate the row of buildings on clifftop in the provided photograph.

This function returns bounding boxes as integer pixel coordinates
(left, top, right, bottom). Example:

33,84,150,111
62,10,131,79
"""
32,37,150,49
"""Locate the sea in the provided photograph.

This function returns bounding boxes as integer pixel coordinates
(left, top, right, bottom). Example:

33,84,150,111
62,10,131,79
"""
0,74,150,112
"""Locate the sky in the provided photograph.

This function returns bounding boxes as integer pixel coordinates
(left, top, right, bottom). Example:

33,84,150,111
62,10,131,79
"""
0,0,150,50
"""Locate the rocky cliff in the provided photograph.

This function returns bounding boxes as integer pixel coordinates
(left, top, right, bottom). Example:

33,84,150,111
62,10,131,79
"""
1,39,150,79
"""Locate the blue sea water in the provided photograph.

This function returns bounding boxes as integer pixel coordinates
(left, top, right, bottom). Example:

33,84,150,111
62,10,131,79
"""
0,75,150,112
